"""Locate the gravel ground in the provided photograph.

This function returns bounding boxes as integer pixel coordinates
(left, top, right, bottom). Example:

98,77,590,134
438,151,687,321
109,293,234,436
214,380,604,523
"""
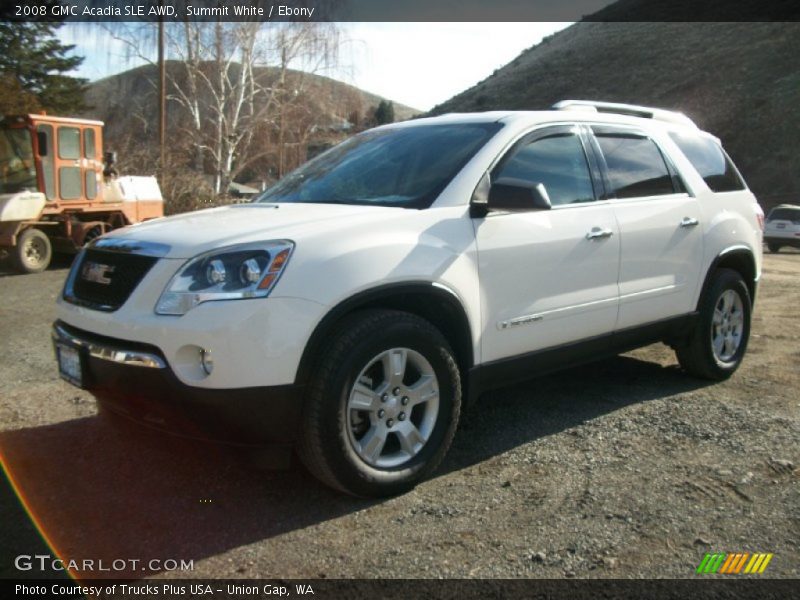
0,251,797,580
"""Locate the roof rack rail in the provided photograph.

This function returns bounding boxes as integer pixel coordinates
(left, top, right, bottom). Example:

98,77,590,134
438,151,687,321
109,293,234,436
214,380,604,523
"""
552,100,697,128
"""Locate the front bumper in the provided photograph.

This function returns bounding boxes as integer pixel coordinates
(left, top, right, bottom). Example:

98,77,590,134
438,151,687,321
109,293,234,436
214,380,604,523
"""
56,254,327,389
53,321,304,445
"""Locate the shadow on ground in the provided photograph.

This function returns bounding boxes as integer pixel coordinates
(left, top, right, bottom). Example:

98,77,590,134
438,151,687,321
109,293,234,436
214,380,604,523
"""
0,253,75,278
0,354,709,580
444,354,708,473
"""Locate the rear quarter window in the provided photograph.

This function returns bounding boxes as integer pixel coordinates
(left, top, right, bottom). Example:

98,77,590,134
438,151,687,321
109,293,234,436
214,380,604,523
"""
668,131,746,193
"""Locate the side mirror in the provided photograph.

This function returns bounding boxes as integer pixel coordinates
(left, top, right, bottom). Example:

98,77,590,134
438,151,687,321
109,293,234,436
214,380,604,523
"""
103,151,118,179
488,178,552,212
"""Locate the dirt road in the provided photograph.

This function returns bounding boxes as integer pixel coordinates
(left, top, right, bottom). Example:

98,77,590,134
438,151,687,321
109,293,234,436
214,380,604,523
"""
1,252,797,580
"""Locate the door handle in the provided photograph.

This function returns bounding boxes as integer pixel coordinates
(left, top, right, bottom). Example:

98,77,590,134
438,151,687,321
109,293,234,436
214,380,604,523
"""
680,217,699,228
586,227,614,240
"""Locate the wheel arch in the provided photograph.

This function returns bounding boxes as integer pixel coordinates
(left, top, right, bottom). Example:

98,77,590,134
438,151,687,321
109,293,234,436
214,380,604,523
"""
295,282,474,388
699,246,758,308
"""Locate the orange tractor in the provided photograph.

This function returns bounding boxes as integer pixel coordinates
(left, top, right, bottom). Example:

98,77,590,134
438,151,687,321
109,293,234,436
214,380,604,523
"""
0,114,163,273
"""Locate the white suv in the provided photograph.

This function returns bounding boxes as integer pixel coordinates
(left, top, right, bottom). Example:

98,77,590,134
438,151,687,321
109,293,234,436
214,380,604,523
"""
53,101,764,497
764,204,800,252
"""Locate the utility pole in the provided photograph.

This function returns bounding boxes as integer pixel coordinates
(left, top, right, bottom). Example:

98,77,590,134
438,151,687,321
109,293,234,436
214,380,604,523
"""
158,14,166,177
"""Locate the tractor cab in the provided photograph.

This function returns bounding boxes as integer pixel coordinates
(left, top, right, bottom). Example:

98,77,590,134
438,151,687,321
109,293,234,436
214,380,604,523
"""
1,114,105,209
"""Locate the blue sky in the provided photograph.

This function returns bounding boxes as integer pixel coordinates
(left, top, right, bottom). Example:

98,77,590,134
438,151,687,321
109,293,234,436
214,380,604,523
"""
59,23,570,111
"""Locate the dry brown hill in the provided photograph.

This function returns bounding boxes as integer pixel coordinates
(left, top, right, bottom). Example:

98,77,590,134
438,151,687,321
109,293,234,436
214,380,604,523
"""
84,62,419,141
431,22,800,207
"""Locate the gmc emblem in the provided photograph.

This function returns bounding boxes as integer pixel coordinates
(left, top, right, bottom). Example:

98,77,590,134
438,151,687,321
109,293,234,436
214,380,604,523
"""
81,261,115,285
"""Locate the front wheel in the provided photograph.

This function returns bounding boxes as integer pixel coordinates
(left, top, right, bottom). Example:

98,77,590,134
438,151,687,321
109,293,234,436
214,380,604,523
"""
675,268,752,380
298,309,461,497
767,242,781,253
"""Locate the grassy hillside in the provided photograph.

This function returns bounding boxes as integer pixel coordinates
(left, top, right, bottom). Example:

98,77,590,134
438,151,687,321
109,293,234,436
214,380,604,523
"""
431,22,800,205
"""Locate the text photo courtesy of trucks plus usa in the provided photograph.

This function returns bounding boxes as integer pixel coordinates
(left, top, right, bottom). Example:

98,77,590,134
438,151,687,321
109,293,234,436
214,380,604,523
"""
1,5,798,598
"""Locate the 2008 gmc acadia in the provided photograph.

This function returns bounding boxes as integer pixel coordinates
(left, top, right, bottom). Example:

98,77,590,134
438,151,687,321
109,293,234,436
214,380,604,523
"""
53,101,763,496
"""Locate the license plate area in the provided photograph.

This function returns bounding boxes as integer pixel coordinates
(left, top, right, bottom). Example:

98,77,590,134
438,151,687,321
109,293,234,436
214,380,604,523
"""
56,343,85,388
776,223,786,229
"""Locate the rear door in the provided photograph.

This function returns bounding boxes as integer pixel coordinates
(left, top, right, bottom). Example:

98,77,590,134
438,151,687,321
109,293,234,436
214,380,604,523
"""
589,125,704,330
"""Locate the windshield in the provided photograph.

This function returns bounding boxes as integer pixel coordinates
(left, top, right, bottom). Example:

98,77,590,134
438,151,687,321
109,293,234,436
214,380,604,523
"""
0,127,37,194
255,122,502,209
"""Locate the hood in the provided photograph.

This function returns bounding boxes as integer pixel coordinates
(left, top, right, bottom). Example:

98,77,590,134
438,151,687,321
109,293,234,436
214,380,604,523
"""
103,202,400,259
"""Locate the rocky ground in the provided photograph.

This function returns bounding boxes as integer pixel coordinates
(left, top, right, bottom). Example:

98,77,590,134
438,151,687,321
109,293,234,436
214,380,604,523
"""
0,251,797,580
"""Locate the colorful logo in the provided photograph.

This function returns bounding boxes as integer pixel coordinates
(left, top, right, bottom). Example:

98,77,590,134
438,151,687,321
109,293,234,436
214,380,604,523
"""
696,552,773,574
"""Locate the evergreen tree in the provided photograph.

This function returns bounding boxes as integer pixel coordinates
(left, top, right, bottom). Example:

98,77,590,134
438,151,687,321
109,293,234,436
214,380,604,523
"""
374,100,395,125
0,73,41,114
0,22,88,115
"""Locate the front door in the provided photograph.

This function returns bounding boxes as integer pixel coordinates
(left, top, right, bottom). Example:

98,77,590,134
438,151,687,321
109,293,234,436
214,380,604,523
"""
474,125,621,364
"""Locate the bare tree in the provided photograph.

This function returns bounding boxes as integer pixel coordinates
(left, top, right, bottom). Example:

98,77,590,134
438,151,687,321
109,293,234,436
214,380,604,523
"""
106,21,340,196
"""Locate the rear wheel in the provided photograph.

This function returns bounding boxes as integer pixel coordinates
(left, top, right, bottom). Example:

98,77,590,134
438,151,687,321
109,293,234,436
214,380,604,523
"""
675,268,751,380
767,242,781,253
298,309,461,497
12,228,52,274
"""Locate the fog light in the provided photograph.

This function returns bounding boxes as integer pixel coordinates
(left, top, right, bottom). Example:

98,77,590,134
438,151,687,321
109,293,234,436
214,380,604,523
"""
200,348,214,375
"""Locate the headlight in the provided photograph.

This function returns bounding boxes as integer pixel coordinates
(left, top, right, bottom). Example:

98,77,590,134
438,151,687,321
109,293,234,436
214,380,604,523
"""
155,240,294,315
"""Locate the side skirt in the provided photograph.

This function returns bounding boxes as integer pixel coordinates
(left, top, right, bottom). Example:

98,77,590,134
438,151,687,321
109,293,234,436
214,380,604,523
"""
467,313,697,404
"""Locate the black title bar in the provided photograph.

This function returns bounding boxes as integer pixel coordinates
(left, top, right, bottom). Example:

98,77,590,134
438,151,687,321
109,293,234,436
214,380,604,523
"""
3,0,800,22
5,579,800,600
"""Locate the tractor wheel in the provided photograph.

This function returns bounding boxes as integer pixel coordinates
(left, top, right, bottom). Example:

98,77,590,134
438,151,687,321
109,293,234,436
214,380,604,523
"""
12,228,52,274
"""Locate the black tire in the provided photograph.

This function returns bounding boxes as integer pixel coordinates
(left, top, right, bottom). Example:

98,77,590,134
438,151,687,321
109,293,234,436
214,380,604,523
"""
82,225,104,246
675,268,751,380
12,228,52,274
767,243,781,253
298,309,461,497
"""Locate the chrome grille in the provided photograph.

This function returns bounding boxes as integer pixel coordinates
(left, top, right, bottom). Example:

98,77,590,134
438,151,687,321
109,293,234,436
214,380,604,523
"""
65,249,158,311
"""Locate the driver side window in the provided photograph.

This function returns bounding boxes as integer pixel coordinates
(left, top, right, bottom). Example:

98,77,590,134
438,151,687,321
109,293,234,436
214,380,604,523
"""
494,132,595,206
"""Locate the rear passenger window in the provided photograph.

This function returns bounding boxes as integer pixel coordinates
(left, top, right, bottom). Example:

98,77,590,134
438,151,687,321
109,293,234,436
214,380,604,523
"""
669,131,745,192
494,132,595,206
594,133,676,198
